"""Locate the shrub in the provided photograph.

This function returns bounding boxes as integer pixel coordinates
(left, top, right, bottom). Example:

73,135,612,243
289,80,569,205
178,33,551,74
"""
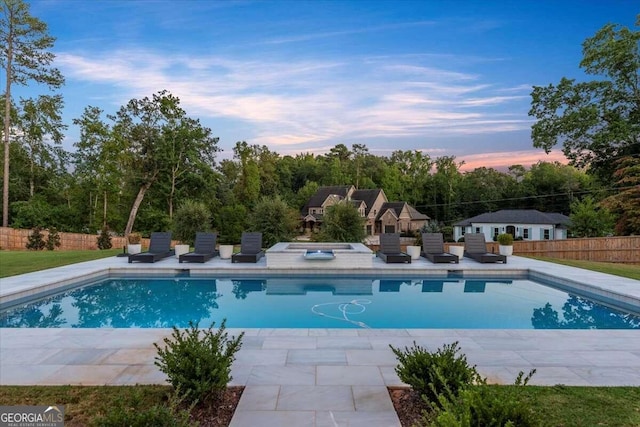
497,233,513,246
430,370,538,427
249,195,299,247
128,232,142,244
390,341,481,407
26,227,46,250
46,227,61,250
154,320,244,403
97,227,113,250
316,202,365,242
173,200,211,246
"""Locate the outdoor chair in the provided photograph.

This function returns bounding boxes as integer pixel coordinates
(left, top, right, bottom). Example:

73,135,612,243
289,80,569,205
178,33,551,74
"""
128,232,173,263
421,233,459,263
463,233,507,264
179,232,219,263
377,233,411,263
231,232,265,263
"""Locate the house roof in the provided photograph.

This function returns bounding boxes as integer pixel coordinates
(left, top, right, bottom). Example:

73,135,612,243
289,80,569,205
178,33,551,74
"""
454,209,571,227
376,202,430,221
302,185,353,215
351,189,385,216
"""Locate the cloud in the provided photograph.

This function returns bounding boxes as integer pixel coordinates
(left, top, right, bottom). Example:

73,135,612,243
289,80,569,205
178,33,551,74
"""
55,48,533,152
459,150,568,171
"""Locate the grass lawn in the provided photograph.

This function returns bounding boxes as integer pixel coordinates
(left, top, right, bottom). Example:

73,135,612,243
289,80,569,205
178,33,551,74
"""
1,385,639,426
0,249,121,278
527,256,640,280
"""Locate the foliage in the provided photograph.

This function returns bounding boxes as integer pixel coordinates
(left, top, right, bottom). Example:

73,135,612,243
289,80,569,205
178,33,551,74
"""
497,233,514,246
93,392,195,427
154,320,244,403
173,200,211,246
249,195,299,247
10,196,51,228
600,156,640,235
25,226,46,250
569,196,615,237
429,371,538,427
45,226,61,250
216,204,247,244
97,227,112,250
1,0,65,227
315,202,366,242
390,341,481,407
529,17,640,179
127,232,141,244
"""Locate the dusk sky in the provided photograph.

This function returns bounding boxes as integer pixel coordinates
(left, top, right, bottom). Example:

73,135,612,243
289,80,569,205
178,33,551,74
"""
22,0,638,170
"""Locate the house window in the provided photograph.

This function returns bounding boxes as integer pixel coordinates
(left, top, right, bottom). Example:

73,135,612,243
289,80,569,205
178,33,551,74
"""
493,227,499,238
384,225,395,233
474,227,481,234
544,229,550,240
523,229,529,239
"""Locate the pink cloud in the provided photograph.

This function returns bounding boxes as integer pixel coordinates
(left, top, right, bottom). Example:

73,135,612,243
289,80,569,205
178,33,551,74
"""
459,150,569,172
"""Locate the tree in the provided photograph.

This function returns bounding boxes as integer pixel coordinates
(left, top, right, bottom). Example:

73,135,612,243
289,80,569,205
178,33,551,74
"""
529,17,640,179
600,156,640,234
249,195,299,247
569,196,614,237
17,95,66,197
72,106,120,230
1,0,65,227
232,141,260,207
108,90,217,236
173,200,211,246
316,202,365,242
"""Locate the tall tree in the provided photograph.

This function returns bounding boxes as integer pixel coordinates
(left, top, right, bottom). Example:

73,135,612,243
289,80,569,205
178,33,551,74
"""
73,106,120,229
529,17,639,179
1,0,64,227
17,95,66,197
600,156,640,234
110,90,216,235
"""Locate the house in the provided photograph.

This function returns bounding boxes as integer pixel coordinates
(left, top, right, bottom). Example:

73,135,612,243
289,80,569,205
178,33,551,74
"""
302,185,429,235
453,209,571,242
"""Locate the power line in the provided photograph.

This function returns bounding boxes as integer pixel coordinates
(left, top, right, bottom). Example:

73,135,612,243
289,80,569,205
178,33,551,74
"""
414,185,638,210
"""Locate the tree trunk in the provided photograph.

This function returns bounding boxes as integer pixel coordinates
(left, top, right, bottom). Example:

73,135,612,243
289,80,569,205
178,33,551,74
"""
124,182,152,235
3,21,13,228
103,190,107,228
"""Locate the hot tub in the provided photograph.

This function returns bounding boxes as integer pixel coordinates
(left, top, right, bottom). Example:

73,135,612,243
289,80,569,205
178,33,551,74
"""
266,242,374,268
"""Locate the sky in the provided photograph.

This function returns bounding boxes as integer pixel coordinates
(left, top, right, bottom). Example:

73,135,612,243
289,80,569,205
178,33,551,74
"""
17,0,639,171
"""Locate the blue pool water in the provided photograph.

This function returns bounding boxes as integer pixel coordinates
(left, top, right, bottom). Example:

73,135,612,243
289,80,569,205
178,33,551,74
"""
1,274,639,329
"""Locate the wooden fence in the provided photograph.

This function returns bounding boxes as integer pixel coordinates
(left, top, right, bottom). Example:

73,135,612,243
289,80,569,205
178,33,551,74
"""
0,227,144,252
1,227,638,263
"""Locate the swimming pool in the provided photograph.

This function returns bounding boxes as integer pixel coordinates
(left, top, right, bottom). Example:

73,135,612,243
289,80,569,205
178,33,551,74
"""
2,273,639,329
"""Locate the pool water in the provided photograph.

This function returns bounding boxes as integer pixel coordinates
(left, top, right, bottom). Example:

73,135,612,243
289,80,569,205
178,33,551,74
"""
1,275,639,329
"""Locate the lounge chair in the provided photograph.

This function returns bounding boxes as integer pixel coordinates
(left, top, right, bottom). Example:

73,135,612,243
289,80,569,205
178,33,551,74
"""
128,232,173,263
421,233,459,263
377,233,411,264
179,232,219,263
463,233,507,264
231,232,265,263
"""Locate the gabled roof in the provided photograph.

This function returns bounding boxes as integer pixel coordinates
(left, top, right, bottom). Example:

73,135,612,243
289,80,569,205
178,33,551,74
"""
351,189,386,216
454,209,571,227
302,185,354,214
376,202,430,221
